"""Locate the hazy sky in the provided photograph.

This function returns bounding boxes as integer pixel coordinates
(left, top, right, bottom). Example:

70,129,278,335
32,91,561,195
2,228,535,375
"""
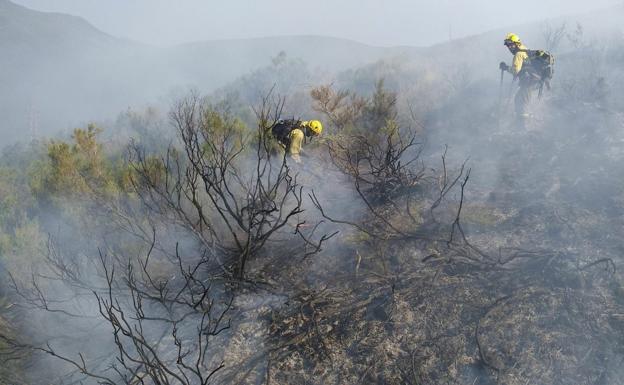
12,0,622,46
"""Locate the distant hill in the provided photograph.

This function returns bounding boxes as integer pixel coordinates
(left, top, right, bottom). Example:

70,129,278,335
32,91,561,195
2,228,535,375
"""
1,0,623,143
0,0,158,141
164,35,422,92
0,0,419,142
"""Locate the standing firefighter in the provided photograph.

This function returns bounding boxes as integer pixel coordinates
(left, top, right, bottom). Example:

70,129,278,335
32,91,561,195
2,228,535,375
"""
499,33,554,128
271,119,323,163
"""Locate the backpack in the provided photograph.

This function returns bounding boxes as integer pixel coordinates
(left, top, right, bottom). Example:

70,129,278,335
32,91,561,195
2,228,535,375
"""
524,49,555,91
271,119,300,145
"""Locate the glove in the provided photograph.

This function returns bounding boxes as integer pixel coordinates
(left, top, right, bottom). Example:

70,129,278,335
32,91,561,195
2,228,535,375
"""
499,62,509,71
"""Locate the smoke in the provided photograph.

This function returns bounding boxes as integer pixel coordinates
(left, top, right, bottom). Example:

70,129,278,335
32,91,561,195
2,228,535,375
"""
2,4,624,385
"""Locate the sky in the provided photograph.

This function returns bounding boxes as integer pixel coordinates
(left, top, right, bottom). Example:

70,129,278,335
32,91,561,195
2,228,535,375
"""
11,0,623,47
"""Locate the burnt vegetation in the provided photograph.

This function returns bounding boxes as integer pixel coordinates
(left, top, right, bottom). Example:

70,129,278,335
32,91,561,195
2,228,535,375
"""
2,33,624,385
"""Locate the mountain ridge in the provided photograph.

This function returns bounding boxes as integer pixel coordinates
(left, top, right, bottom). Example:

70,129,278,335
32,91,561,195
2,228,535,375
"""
1,0,623,143
0,0,414,142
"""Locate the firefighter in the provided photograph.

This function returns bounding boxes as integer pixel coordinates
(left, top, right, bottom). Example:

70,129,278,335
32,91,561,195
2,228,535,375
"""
271,119,323,163
499,33,542,128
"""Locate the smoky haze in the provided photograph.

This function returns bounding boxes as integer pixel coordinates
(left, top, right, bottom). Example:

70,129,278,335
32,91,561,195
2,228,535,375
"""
2,0,624,384
1,0,622,145
10,0,622,46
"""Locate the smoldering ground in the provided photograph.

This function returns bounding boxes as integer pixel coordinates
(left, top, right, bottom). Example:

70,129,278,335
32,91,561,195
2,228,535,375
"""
2,12,624,385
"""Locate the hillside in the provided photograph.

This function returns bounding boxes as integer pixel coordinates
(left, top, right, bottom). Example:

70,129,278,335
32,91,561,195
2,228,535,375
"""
1,37,624,384
164,35,422,91
0,0,160,142
0,0,416,143
2,1,624,384
1,0,623,143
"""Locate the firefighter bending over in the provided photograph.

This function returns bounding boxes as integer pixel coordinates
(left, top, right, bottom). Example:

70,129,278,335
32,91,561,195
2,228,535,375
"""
271,119,323,163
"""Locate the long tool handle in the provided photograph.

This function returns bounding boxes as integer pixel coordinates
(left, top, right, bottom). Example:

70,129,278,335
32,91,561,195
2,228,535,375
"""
497,69,505,130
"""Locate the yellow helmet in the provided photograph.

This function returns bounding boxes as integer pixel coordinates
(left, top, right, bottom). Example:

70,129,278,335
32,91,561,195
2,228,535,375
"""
305,120,323,136
504,33,521,45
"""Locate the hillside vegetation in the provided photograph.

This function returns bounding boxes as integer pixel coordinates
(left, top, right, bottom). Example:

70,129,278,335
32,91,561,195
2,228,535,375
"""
1,3,624,385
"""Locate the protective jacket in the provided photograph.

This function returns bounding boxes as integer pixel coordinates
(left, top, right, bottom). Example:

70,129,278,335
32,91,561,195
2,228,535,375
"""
510,44,529,77
509,44,543,84
508,44,529,78
271,120,308,163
